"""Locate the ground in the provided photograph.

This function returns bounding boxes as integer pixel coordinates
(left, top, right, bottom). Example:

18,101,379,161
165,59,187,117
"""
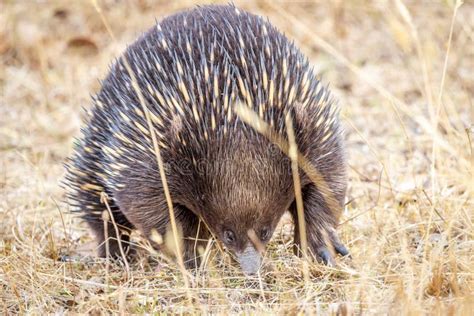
1,0,473,314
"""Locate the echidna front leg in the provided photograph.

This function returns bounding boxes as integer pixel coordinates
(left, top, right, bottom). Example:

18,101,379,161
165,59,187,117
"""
289,183,349,266
175,206,211,269
114,193,210,269
85,201,135,259
75,189,135,259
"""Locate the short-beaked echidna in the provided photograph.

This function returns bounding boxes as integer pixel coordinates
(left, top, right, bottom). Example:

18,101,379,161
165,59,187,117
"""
65,4,349,274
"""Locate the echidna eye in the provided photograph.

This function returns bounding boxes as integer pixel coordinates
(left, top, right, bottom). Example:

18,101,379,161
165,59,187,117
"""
223,230,235,244
260,228,270,241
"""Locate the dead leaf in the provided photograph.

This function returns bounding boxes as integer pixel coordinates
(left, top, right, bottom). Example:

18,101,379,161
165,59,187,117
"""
66,36,99,56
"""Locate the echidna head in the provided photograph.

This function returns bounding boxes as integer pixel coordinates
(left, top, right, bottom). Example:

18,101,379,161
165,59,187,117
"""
200,198,286,275
192,142,294,275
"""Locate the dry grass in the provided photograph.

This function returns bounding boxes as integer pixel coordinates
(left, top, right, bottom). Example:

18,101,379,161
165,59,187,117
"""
1,0,473,314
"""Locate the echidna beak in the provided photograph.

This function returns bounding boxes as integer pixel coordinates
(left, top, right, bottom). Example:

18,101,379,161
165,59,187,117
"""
236,244,262,275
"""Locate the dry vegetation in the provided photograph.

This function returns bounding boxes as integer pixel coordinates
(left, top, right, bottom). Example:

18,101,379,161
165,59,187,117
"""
1,0,473,314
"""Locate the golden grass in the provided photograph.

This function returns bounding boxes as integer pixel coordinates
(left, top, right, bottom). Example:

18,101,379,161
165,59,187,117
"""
1,0,473,313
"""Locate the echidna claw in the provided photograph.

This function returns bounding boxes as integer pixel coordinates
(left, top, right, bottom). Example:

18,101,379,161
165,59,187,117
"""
327,227,350,258
334,243,350,257
317,247,335,266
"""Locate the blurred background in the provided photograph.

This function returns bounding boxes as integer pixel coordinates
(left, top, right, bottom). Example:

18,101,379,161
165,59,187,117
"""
1,0,473,314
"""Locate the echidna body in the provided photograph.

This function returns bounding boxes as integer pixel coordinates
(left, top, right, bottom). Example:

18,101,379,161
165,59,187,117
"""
66,4,348,274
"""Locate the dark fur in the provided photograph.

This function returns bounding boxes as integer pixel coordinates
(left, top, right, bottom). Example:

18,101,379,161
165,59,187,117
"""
65,4,348,267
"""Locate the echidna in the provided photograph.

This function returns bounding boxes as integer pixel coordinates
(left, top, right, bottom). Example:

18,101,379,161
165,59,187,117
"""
65,4,349,275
